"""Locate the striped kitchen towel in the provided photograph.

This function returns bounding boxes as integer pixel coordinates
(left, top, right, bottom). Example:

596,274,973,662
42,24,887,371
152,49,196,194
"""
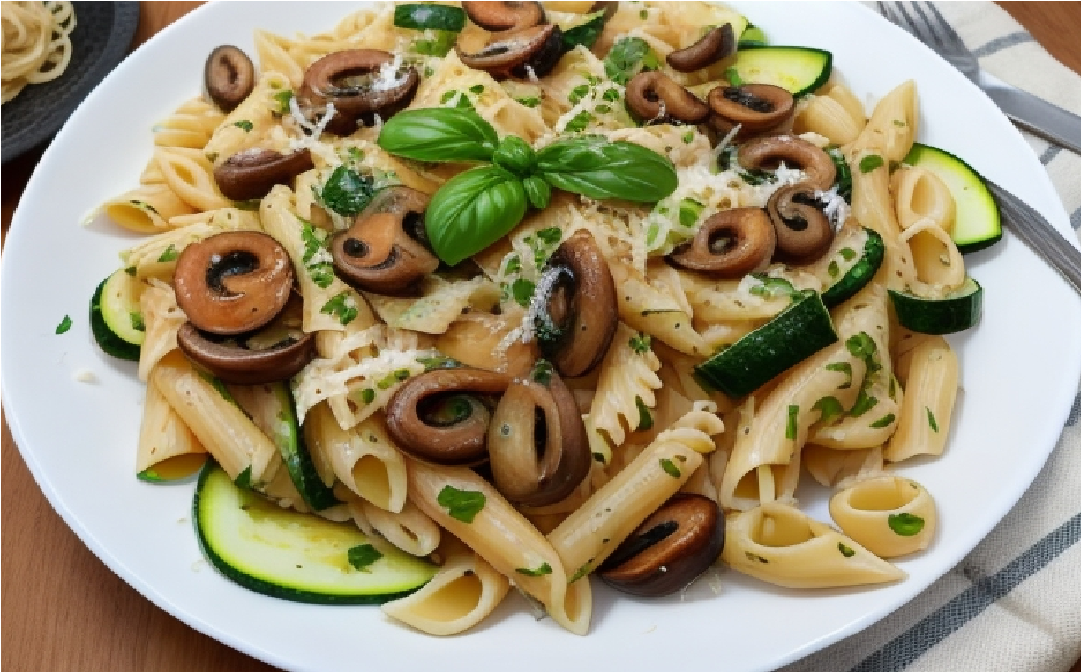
784,4,1081,672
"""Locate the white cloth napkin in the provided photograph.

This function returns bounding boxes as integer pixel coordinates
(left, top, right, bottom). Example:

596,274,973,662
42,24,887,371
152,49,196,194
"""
783,4,1081,672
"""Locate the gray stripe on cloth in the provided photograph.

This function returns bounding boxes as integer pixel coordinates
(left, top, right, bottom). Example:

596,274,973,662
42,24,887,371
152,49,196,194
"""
1071,206,1081,231
972,31,1035,58
848,512,1081,672
1067,391,1081,427
1039,145,1062,165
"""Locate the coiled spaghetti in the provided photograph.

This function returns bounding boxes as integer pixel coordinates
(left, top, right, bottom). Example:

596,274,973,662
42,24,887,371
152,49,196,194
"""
1,1,76,104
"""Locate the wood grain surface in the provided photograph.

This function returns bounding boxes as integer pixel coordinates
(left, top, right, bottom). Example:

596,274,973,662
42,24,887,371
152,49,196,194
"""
2,3,1079,672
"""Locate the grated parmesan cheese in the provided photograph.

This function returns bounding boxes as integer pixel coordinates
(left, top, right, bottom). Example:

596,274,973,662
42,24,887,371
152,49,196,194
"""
814,185,851,230
72,368,97,384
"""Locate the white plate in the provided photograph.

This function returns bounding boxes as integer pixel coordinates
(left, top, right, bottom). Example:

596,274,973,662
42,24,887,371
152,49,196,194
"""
3,3,1079,671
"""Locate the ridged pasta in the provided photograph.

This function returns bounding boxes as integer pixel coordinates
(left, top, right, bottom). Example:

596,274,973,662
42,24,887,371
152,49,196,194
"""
587,323,664,448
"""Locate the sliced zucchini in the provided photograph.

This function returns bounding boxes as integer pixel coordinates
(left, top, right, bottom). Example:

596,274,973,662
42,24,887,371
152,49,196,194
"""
194,463,436,604
888,277,983,335
902,143,1001,253
393,4,466,31
556,9,607,51
228,382,339,511
821,227,885,308
90,270,143,361
137,454,209,483
695,291,838,397
727,46,832,97
738,22,767,47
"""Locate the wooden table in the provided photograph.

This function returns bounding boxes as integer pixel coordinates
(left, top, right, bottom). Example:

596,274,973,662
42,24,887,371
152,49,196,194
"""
3,3,1080,671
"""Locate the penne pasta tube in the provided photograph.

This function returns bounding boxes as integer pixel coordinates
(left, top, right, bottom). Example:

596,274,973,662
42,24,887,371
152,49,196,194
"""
830,475,937,557
135,378,207,477
885,336,958,462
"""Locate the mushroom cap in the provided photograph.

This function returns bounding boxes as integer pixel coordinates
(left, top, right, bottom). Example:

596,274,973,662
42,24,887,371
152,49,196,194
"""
767,182,835,263
667,208,776,278
462,1,545,31
666,24,736,73
738,134,837,191
213,148,315,202
707,84,795,138
299,49,420,134
204,45,255,112
174,231,296,336
625,71,710,125
457,24,564,80
176,321,315,385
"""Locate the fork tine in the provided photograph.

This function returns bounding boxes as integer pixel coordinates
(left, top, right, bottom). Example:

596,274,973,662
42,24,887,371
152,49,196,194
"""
894,2,942,50
922,2,966,50
908,2,952,52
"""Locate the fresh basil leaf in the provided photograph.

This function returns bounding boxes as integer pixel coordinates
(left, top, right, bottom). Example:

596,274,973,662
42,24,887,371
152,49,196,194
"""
492,135,536,176
562,10,607,51
394,3,466,31
424,165,528,265
321,166,375,216
535,136,677,203
378,107,498,163
603,37,659,85
522,175,551,209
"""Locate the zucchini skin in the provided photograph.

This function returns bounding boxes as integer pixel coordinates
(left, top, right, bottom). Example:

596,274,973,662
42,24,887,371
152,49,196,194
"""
822,228,885,308
889,279,983,335
730,46,832,97
90,275,140,361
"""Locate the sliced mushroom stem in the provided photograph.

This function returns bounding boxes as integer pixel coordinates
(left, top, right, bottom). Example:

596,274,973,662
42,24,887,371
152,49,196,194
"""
487,368,590,507
535,231,618,378
457,23,564,80
625,71,710,125
213,148,315,201
706,84,794,140
176,322,315,385
462,1,545,32
598,494,725,597
767,183,835,263
299,49,420,134
385,368,512,466
666,24,735,72
737,134,837,191
174,231,296,335
205,45,255,112
667,208,776,278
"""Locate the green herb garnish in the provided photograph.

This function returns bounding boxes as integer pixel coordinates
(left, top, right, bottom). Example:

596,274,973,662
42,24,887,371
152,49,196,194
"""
56,315,72,334
888,512,925,536
233,119,254,132
320,292,358,325
659,457,680,478
785,404,799,440
859,154,885,173
516,563,553,577
636,396,654,431
437,485,486,523
838,542,855,558
927,407,939,432
347,543,383,570
813,396,844,425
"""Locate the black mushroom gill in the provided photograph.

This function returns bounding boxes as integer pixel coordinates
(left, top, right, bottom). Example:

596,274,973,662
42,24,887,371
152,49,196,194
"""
737,134,837,191
598,494,725,597
462,1,545,32
174,231,296,336
766,183,835,263
385,368,512,466
707,84,794,139
213,148,315,201
666,24,736,73
534,231,618,379
667,208,776,278
299,49,420,135
457,23,564,80
625,71,710,125
205,45,255,112
487,367,591,507
330,186,439,296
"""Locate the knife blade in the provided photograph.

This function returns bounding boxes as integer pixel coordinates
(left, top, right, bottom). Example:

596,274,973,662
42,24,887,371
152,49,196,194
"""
980,75,1081,155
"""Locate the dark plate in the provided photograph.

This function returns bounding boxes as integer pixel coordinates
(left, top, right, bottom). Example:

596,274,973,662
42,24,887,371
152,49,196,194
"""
1,1,140,163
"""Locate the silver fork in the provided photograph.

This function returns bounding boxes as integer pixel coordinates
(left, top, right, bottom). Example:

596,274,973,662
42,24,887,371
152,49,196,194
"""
878,1,1081,155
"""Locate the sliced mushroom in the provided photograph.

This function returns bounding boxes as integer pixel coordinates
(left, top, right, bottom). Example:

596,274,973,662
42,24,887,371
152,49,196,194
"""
598,494,725,597
176,320,315,385
213,148,315,201
706,84,794,139
462,1,545,32
667,208,775,278
767,182,835,263
174,231,295,335
738,134,837,191
487,365,590,507
666,24,736,72
299,49,420,134
625,71,710,125
385,368,512,466
330,186,438,296
534,231,618,378
457,24,564,80
204,45,255,112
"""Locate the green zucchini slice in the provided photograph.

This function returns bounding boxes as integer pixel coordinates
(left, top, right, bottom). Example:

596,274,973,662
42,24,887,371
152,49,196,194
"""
902,143,1001,253
194,463,436,604
90,270,143,361
695,291,838,398
393,4,466,31
821,227,885,307
889,277,983,335
738,22,767,47
558,9,608,50
727,46,832,97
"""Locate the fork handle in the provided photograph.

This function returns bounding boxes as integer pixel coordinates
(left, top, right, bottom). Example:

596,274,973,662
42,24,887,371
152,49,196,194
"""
982,81,1081,155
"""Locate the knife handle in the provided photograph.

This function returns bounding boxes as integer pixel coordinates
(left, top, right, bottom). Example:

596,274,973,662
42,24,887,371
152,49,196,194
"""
982,82,1081,155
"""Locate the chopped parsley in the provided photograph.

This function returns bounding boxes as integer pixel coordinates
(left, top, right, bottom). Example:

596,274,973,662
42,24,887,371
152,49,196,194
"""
535,227,562,245
359,388,376,404
124,266,137,276
233,119,254,132
748,273,796,299
530,359,554,386
504,254,522,274
511,278,536,307
568,83,590,105
839,247,857,261
870,413,896,428
130,312,145,332
418,355,462,372
849,389,879,418
893,119,906,127
678,198,704,228
55,315,72,334
468,84,485,95
888,512,925,536
377,369,412,390
437,485,486,523
682,130,695,144
927,407,939,432
629,332,651,354
564,110,594,133
516,563,553,577
745,551,769,564
859,154,885,173
273,90,293,114
812,396,844,425
602,88,620,102
724,66,744,86
785,404,799,440
516,96,541,108
636,396,653,431
347,543,383,570
412,30,457,56
568,560,593,583
308,263,335,289
828,260,840,278
603,37,659,85
321,165,375,216
659,457,680,478
320,292,358,325
157,244,179,262
838,542,856,558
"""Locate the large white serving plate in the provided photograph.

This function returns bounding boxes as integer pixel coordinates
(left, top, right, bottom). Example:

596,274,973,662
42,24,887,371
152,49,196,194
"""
3,3,1079,671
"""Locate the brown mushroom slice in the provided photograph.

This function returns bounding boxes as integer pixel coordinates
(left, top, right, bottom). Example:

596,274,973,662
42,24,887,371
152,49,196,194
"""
666,24,736,72
174,231,295,336
738,134,837,191
767,183,835,263
330,186,438,296
299,49,420,134
625,71,710,125
462,1,545,32
213,148,315,201
707,84,794,136
205,45,255,112
534,231,618,378
457,23,564,80
176,322,315,385
667,208,776,278
598,494,725,597
385,368,512,466
487,367,590,507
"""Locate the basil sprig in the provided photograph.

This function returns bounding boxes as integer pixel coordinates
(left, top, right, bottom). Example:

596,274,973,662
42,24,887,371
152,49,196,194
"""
377,108,677,265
